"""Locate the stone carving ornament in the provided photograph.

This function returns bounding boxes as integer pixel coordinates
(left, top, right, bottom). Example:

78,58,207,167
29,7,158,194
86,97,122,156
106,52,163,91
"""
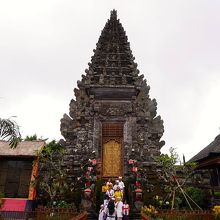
60,10,164,185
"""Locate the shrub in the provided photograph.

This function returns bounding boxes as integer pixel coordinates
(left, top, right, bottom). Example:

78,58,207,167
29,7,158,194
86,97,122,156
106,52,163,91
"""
179,187,206,209
141,205,158,218
213,205,220,219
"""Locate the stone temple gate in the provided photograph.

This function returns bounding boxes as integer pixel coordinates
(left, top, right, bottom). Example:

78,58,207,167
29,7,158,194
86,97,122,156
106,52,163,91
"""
60,10,164,182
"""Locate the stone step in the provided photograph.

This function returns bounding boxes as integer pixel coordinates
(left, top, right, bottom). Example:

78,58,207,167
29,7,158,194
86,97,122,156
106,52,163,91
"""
130,211,141,220
88,210,141,220
87,210,98,220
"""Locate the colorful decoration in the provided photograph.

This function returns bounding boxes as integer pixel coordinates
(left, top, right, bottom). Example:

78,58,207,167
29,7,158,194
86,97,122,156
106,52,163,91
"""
77,156,97,193
87,167,93,171
127,158,148,203
0,199,33,211
28,159,39,200
91,159,97,166
128,159,135,165
84,188,92,199
131,167,138,172
135,181,141,187
85,181,91,187
135,188,143,201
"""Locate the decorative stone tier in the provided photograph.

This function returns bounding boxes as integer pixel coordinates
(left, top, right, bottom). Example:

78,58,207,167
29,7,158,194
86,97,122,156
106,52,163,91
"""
60,10,165,185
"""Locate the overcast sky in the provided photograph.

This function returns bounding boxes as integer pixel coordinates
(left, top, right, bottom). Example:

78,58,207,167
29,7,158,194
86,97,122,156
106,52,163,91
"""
1,0,220,160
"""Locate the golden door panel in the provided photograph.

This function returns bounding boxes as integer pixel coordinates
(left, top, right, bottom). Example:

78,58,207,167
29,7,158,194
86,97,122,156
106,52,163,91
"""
102,138,122,177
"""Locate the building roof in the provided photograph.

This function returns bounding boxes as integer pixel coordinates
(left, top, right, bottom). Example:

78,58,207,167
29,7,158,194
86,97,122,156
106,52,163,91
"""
79,9,142,88
190,134,220,162
0,140,45,157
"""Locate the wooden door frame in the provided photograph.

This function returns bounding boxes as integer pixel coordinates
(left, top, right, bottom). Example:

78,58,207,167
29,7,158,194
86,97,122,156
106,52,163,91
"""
101,122,124,179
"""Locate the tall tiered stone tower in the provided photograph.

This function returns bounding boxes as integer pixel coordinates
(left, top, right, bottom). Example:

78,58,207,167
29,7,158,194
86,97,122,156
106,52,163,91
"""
60,10,164,182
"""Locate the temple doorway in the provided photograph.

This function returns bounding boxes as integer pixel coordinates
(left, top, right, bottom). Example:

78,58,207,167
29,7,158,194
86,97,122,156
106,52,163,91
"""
102,123,123,178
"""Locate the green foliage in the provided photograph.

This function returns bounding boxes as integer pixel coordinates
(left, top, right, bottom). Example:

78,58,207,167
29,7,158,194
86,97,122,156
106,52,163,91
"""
41,140,64,155
36,140,70,207
24,134,38,141
180,187,206,209
143,190,155,206
0,192,4,198
158,148,199,210
56,200,76,209
214,191,220,199
0,117,21,148
159,147,179,170
72,191,82,211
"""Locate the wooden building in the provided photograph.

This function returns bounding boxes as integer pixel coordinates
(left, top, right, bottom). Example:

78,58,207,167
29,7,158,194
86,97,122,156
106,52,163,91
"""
190,134,220,188
0,140,45,211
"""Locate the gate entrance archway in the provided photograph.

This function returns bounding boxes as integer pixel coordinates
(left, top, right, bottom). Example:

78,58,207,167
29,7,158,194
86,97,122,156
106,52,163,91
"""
102,123,123,178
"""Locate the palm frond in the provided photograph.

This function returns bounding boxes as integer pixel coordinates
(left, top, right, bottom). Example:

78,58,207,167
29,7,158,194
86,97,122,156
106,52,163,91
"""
0,118,21,148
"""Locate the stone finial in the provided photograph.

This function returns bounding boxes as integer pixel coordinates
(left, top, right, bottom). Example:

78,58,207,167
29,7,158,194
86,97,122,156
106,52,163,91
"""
110,9,117,20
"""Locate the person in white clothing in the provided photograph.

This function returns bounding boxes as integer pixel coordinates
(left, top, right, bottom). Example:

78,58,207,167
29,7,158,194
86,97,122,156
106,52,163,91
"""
103,195,109,220
103,202,108,220
99,204,105,220
115,197,123,220
106,198,116,220
106,183,114,199
106,178,112,187
103,194,109,207
122,201,130,220
113,180,120,191
118,176,125,192
106,210,116,220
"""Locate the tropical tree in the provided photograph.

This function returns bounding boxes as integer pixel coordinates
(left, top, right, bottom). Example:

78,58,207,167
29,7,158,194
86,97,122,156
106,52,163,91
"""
158,147,199,210
35,140,71,207
0,117,21,148
24,134,38,141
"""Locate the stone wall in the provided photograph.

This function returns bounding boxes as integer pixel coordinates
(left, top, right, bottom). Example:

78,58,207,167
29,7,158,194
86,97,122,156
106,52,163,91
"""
60,10,165,184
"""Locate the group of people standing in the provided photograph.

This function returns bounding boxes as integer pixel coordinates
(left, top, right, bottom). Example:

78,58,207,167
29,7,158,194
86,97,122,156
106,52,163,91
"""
99,176,130,220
